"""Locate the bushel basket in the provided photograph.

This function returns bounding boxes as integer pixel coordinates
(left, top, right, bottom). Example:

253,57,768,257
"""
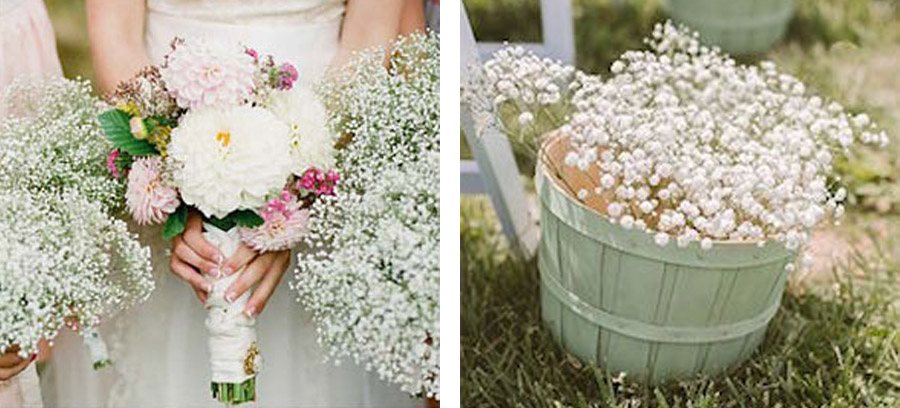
536,135,794,383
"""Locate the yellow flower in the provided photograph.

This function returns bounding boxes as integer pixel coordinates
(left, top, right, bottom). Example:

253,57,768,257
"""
148,126,172,157
117,101,141,117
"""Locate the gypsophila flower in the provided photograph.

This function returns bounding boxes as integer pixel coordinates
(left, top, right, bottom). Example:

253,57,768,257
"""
0,78,153,358
467,21,888,253
0,190,152,359
295,32,439,399
0,78,124,210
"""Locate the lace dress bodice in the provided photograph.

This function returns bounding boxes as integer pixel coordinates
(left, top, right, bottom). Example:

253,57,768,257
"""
147,0,344,25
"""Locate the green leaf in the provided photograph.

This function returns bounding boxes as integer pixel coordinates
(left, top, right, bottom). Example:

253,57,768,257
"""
231,210,264,228
205,216,236,231
98,109,159,156
114,151,134,173
162,204,188,240
204,209,264,231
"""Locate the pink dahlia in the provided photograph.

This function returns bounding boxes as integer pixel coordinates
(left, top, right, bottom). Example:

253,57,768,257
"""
125,157,180,225
240,190,309,252
160,39,256,109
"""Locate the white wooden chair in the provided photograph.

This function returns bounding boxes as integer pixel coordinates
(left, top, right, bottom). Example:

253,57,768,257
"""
474,0,575,64
461,0,574,258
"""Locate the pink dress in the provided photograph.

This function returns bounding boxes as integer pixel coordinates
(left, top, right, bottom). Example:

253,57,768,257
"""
0,0,62,103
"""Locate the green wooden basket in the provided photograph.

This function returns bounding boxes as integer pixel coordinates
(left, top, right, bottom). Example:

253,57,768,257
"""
536,163,795,383
663,0,795,55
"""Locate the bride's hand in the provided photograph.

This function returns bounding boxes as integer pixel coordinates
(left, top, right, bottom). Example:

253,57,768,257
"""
0,347,34,381
170,211,223,302
221,246,291,318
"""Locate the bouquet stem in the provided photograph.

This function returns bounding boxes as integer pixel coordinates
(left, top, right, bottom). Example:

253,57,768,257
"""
203,223,260,405
211,377,256,405
82,326,112,369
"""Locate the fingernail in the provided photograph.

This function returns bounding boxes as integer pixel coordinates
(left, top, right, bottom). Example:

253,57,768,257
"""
216,254,224,264
244,306,256,318
210,268,221,278
222,267,234,276
205,283,213,293
225,293,235,303
30,354,37,362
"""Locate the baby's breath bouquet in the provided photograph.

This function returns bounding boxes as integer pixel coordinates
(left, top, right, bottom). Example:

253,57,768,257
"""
0,78,153,367
98,38,338,404
295,32,440,399
466,22,888,267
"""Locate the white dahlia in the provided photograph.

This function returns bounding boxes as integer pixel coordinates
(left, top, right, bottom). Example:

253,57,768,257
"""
267,87,335,174
161,39,256,109
167,106,294,218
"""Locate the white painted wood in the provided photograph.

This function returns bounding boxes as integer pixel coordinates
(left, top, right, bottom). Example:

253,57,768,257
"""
460,160,485,194
461,2,539,258
476,0,576,63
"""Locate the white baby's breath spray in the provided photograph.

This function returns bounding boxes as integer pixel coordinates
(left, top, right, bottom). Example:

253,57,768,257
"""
295,32,440,399
0,79,153,364
466,22,888,259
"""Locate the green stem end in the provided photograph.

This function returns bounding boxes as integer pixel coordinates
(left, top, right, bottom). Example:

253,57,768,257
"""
211,377,256,405
92,359,113,370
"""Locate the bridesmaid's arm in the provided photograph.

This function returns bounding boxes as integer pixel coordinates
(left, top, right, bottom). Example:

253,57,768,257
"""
331,0,406,68
398,0,426,36
86,0,151,94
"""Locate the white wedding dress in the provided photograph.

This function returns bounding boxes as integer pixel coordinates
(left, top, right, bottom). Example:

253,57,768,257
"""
40,1,421,407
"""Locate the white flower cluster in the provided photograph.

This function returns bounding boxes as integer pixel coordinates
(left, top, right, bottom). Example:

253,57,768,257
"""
0,190,152,357
0,79,153,358
463,45,586,155
0,79,122,208
168,105,294,218
295,33,439,399
470,22,888,251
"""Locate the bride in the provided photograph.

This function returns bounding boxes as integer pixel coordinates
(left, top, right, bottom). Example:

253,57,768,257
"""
40,0,426,406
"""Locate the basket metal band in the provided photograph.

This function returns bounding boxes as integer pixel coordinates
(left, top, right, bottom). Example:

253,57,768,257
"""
541,270,780,344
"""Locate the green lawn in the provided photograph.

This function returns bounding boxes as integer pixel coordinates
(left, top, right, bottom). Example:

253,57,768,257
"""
461,199,900,407
462,0,900,406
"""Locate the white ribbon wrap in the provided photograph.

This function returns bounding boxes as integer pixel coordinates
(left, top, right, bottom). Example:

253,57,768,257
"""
82,326,111,368
202,223,259,384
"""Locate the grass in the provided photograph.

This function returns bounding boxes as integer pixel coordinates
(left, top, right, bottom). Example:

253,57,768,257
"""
461,198,900,407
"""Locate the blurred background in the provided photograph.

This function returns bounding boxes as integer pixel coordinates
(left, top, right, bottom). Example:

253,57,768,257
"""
46,0,92,84
462,0,900,406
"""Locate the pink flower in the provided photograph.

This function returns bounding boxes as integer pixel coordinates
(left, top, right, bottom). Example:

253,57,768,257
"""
297,168,339,196
245,48,259,61
160,40,257,109
240,190,309,251
125,157,180,225
106,149,121,178
278,63,299,90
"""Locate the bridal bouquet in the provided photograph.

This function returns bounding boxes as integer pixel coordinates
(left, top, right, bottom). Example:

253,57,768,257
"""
99,39,337,404
466,22,888,261
296,33,440,399
0,78,153,368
